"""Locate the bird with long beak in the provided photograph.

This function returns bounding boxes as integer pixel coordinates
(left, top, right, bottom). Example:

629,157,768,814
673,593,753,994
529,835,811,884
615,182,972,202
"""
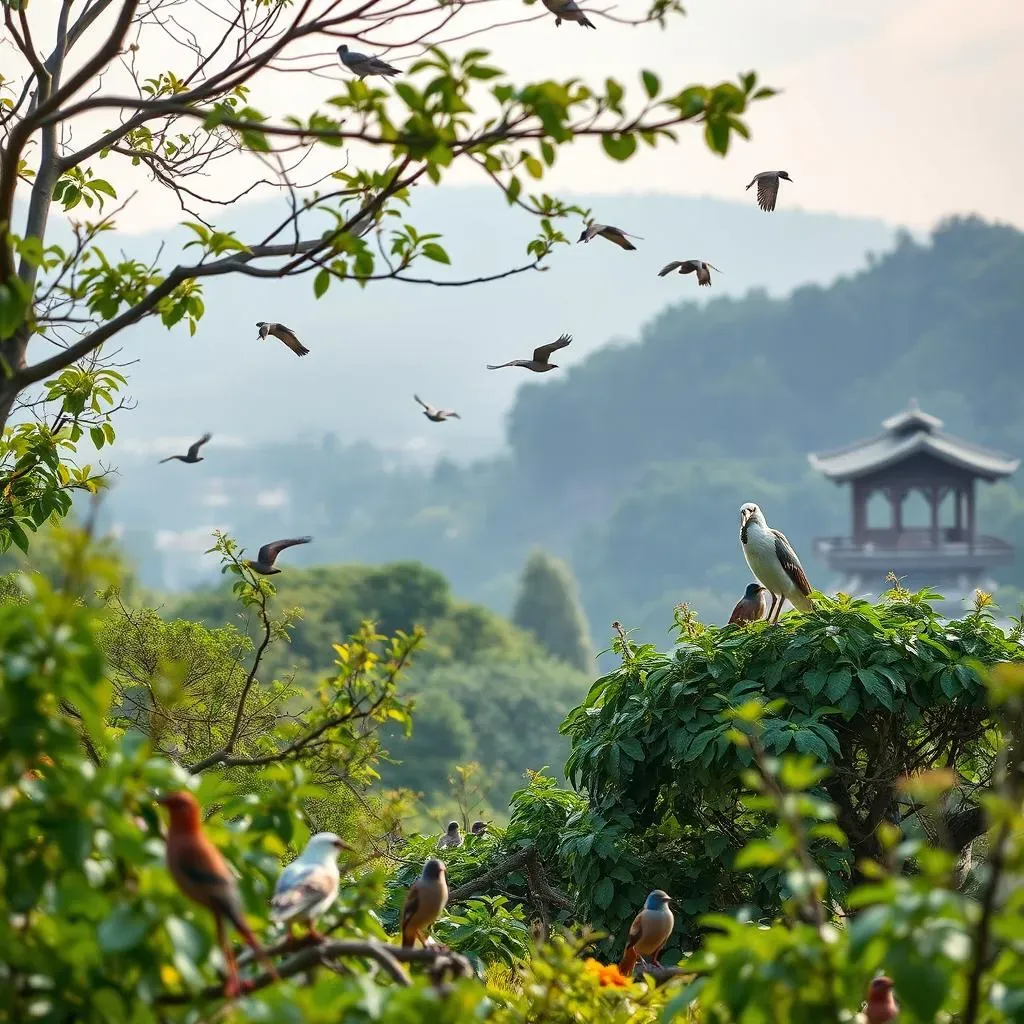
415,395,461,422
739,503,813,623
158,791,279,998
745,170,792,213
244,536,312,576
578,221,641,250
657,259,721,287
159,433,211,465
487,332,572,372
618,890,674,976
400,858,448,948
541,0,596,28
256,321,309,357
269,832,351,941
337,44,400,78
863,976,899,1023
437,821,464,850
470,820,489,836
728,582,768,625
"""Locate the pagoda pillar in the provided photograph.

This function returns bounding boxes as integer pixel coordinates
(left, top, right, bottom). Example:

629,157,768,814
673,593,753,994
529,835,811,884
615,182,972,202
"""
928,486,940,548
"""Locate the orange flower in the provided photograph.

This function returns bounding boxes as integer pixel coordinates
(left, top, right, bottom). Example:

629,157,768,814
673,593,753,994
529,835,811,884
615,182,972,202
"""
582,959,631,988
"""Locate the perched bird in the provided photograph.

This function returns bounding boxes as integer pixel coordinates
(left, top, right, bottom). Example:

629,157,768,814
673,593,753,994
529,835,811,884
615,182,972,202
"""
745,170,793,213
159,433,212,465
470,820,489,836
415,395,461,423
437,821,464,850
618,890,674,976
270,832,351,940
337,44,400,78
487,333,572,373
739,503,813,623
863,977,899,1023
256,321,309,357
244,536,312,576
158,791,278,998
657,259,721,287
578,221,640,251
400,858,448,948
728,582,768,625
541,0,596,29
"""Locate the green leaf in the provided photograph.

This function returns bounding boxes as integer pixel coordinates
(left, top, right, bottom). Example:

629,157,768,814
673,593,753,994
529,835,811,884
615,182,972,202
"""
825,668,852,702
593,876,614,910
97,906,149,953
601,133,637,162
313,268,330,298
641,70,660,99
858,667,894,710
887,946,950,1022
421,243,450,265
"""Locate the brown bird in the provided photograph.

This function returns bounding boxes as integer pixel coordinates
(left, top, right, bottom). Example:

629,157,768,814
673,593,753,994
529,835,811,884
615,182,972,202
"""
728,583,768,625
658,260,722,287
400,858,448,948
256,321,309,357
470,820,489,836
244,536,312,576
745,170,793,213
863,977,899,1023
415,395,461,422
618,890,674,976
487,333,572,372
159,433,211,464
578,221,641,250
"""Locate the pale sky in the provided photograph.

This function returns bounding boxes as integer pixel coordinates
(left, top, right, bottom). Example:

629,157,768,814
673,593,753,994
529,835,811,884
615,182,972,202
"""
9,0,1024,234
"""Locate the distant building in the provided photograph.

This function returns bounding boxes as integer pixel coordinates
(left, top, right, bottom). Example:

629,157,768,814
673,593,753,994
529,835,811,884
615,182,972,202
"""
809,399,1018,601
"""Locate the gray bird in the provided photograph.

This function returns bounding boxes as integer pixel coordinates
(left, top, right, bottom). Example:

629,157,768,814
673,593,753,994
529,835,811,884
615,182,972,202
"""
337,44,400,79
159,433,211,464
487,333,572,372
658,259,722,287
739,503,813,623
578,221,640,251
470,820,489,836
415,395,461,422
541,0,596,29
745,170,792,213
244,536,312,576
257,321,309,357
437,821,464,850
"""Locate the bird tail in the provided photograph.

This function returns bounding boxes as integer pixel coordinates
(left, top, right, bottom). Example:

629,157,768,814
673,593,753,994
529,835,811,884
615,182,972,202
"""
401,926,416,949
581,13,596,27
226,907,280,981
618,947,638,976
623,239,637,250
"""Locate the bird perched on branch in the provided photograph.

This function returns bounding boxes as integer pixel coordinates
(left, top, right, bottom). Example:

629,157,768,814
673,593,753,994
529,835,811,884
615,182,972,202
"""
415,395,461,422
470,820,489,836
728,582,768,625
745,170,792,212
437,821,464,850
270,832,351,940
862,977,899,1023
158,791,279,998
337,44,400,78
244,536,312,576
256,321,309,357
618,890,674,976
487,333,572,372
159,433,211,465
541,0,596,28
400,858,448,948
657,259,721,287
578,221,640,250
739,503,813,622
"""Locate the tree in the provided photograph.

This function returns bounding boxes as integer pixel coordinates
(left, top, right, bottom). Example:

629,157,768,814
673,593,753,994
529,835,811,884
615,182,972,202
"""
0,0,776,548
512,549,593,671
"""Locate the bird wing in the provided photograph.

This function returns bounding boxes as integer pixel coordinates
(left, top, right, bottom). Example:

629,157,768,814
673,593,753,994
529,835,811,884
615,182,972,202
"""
581,222,605,242
442,410,460,419
170,839,245,924
257,536,312,567
625,911,645,947
756,175,779,212
533,333,572,363
269,323,307,356
400,880,423,931
414,394,433,412
657,261,684,277
186,433,212,460
270,863,337,921
771,529,812,595
603,226,640,250
370,57,400,75
728,599,749,625
706,263,723,273
486,360,525,370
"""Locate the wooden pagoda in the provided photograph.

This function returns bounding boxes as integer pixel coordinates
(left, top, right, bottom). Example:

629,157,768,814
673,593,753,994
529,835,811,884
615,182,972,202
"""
808,400,1018,597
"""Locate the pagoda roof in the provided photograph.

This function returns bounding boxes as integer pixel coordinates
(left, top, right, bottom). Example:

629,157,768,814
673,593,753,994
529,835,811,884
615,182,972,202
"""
808,400,1019,482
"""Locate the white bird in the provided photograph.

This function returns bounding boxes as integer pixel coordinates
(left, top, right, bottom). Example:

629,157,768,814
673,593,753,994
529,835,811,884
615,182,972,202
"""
657,260,722,287
745,170,792,213
541,0,596,28
578,221,640,251
415,395,460,422
337,44,400,79
739,502,814,623
269,832,351,939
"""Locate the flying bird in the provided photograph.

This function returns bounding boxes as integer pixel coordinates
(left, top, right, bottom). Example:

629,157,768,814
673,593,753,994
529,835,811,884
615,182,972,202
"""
337,44,400,78
159,433,211,465
541,0,596,29
578,221,640,250
470,820,489,836
863,977,899,1023
745,170,792,213
244,536,312,576
256,321,309,357
158,791,279,998
437,821,464,850
618,890,674,976
487,333,572,372
728,582,768,626
400,858,448,948
270,832,351,940
739,503,813,623
415,395,461,422
657,260,721,287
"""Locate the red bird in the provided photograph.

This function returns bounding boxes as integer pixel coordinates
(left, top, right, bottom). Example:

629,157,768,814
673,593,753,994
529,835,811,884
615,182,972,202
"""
728,582,768,625
158,791,279,998
865,976,899,1023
